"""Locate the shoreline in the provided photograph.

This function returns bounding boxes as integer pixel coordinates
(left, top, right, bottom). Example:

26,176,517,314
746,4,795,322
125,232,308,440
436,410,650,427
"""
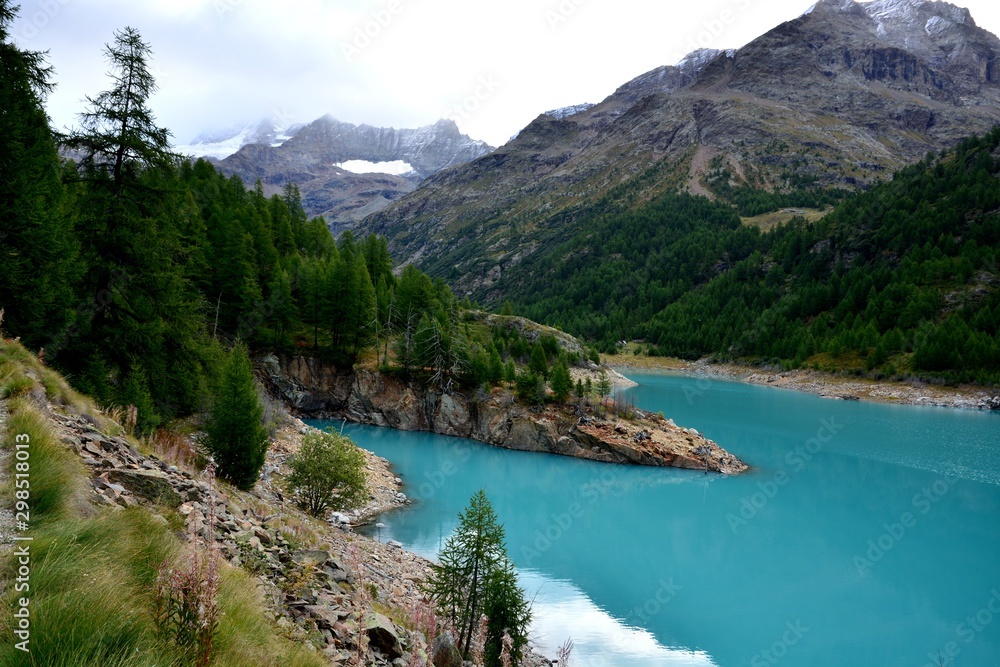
605,355,1000,412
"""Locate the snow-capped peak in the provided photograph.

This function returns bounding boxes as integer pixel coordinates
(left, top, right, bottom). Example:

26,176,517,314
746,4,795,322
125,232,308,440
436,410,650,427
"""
173,118,302,160
543,103,595,120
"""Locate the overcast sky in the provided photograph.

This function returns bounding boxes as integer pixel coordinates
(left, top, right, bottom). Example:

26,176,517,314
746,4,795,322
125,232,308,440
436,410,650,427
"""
10,0,1000,148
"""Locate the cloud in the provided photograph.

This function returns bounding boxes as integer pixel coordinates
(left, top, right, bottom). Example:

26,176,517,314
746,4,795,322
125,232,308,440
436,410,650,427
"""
9,0,1000,147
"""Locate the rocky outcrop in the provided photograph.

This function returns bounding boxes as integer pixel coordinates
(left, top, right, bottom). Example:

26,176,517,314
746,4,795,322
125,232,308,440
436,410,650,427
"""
262,355,748,475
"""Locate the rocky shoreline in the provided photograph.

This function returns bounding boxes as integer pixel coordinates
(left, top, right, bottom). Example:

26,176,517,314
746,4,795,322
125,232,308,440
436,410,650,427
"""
263,354,748,475
605,356,1000,412
17,395,550,666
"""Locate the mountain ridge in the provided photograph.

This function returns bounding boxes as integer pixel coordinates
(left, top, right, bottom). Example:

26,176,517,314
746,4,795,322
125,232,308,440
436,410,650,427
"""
204,115,494,235
359,0,1000,298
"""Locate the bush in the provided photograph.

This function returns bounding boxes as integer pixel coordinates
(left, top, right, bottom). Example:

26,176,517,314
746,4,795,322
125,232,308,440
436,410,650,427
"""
287,430,367,516
514,370,544,405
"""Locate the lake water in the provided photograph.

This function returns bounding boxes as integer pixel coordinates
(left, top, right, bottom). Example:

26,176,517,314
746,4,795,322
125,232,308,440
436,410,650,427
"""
307,371,1000,666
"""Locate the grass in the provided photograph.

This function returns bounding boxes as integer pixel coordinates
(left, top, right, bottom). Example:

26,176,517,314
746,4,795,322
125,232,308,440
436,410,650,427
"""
0,342,327,667
740,207,831,232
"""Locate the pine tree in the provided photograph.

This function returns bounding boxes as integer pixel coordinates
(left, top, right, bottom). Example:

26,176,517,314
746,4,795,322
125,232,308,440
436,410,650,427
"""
117,364,160,436
549,359,573,403
596,371,613,399
483,557,531,667
529,343,549,379
61,26,209,416
0,1,81,348
424,491,530,662
66,27,174,195
204,344,269,490
503,360,517,384
487,347,504,386
266,268,296,346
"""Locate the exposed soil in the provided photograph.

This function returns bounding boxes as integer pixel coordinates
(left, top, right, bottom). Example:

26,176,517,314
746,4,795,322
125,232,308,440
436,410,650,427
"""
605,355,1000,411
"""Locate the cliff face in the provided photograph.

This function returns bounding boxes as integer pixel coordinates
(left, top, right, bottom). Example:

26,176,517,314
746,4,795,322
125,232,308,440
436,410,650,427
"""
263,355,748,475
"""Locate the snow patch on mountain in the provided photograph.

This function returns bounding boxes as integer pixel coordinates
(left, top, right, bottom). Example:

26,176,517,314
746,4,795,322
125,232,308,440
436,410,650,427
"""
173,119,303,160
544,103,595,120
336,160,415,176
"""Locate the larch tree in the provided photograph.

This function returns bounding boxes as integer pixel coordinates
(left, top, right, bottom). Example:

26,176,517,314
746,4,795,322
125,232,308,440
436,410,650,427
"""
424,490,531,663
204,344,269,490
0,0,81,349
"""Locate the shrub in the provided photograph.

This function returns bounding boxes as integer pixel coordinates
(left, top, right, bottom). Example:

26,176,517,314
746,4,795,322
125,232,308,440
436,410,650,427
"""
286,430,367,516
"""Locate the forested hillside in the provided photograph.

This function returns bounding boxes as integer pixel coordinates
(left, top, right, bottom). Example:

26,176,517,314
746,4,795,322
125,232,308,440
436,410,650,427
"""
0,17,602,432
506,131,1000,385
0,21,468,430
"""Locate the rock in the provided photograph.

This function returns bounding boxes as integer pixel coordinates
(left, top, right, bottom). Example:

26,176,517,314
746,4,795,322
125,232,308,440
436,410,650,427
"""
363,612,402,661
252,526,272,545
431,631,463,667
303,605,349,631
105,470,182,507
293,550,332,567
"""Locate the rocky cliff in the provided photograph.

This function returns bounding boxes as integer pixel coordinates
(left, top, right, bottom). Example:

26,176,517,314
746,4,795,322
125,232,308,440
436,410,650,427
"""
263,355,748,475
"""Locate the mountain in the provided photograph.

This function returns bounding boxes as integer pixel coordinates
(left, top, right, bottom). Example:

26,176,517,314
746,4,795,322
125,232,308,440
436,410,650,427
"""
359,0,1000,296
173,117,303,160
212,116,493,234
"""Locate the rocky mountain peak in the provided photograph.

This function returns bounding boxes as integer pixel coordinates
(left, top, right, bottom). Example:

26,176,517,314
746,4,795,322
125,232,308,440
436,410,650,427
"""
357,0,1000,299
613,48,731,104
215,115,494,235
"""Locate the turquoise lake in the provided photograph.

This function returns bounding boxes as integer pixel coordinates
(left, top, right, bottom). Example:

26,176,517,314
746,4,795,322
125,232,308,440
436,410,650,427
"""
307,372,1000,666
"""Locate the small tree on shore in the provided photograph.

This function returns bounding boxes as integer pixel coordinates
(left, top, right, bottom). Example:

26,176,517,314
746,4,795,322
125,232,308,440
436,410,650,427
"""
424,490,531,665
204,344,268,490
287,430,367,516
596,371,613,400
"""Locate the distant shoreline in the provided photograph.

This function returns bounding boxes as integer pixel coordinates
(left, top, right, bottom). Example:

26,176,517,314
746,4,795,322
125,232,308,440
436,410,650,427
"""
605,355,1000,412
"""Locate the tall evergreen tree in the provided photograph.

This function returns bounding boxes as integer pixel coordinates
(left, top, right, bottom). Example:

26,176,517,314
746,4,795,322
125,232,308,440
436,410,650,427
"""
66,26,173,194
424,491,530,662
0,1,81,348
204,344,269,490
483,557,531,667
549,358,573,403
60,27,210,416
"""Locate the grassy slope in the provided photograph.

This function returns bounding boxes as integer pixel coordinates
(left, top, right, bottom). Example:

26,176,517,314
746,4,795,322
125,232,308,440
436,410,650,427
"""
0,337,324,667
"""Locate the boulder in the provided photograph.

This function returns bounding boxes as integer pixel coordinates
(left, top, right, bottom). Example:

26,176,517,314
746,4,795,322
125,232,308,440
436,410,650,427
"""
105,470,182,507
303,605,349,631
293,550,331,566
431,630,463,667
363,612,402,661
